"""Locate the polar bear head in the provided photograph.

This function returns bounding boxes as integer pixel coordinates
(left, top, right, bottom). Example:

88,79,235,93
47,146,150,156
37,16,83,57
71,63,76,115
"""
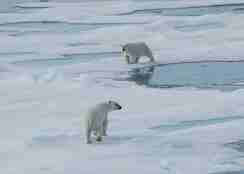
108,100,122,111
121,44,132,64
121,45,130,58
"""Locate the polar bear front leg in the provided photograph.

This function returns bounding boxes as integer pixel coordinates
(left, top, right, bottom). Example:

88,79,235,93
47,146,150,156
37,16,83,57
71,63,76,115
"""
125,55,130,64
102,117,108,136
129,56,138,64
149,55,155,62
135,57,140,63
96,126,103,142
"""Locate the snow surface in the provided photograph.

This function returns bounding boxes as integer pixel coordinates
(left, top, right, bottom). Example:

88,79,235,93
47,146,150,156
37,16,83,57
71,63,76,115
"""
1,0,244,174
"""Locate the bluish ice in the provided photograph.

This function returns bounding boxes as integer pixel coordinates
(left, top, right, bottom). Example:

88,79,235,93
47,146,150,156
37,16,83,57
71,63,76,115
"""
126,61,244,91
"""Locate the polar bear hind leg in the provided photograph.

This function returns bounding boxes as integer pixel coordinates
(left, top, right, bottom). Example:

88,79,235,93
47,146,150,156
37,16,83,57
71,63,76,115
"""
86,127,92,144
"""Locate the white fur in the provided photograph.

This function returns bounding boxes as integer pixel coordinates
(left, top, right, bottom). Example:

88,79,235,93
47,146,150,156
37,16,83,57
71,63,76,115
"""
122,42,155,64
84,101,121,144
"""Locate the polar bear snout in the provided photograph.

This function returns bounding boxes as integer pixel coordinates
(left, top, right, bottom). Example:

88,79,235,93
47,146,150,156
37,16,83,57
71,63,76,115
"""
116,103,122,110
108,100,122,110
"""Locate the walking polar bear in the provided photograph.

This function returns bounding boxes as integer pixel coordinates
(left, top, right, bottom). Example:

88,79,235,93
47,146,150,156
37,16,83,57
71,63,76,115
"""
121,42,155,64
84,101,122,144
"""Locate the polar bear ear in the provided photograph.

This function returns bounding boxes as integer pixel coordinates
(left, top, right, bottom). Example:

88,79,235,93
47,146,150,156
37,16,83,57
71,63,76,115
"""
108,100,112,105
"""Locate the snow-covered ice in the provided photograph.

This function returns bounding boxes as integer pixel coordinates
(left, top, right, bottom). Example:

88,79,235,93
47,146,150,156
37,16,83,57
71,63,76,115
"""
1,0,244,173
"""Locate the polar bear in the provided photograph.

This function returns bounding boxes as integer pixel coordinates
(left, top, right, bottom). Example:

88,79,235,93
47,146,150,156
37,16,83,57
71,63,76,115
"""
121,42,155,64
84,101,122,144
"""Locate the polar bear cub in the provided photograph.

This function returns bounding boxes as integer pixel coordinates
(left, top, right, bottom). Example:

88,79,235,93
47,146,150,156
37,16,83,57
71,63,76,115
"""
84,101,122,144
121,42,155,64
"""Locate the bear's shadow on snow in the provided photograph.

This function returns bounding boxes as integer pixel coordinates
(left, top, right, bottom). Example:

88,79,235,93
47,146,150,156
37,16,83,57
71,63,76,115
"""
29,133,133,147
93,135,134,145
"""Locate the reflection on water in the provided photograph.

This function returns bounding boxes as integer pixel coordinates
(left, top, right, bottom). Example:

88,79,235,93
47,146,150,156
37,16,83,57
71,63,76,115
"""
127,66,154,85
126,61,244,91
